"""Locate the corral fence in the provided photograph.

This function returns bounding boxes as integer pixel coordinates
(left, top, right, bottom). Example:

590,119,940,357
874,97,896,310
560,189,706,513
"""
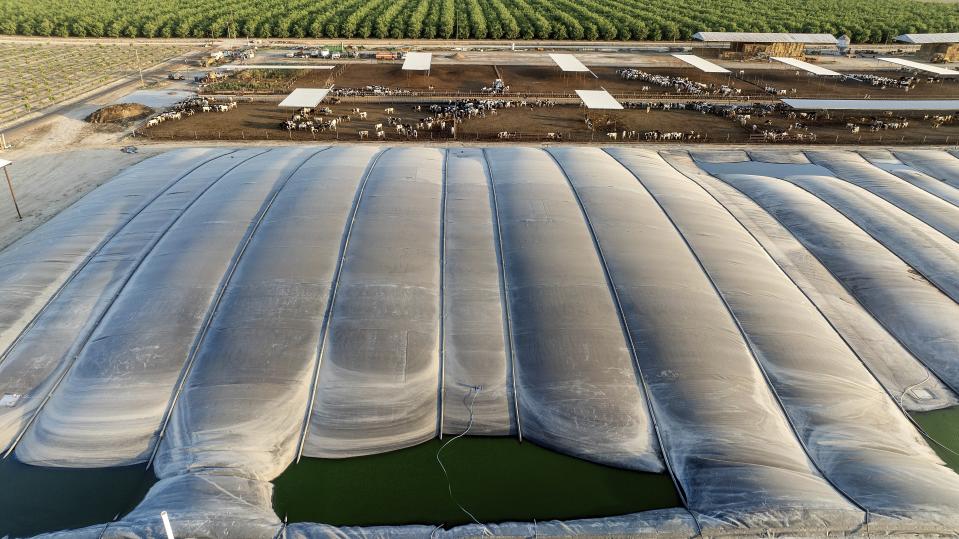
199,91,778,105
132,127,959,147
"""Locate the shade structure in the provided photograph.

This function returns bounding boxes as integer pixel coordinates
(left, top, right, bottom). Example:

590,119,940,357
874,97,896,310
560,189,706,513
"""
549,53,590,72
278,88,331,108
671,54,730,73
3,146,959,537
575,89,623,110
692,32,838,44
783,98,959,110
895,33,959,44
878,57,959,76
401,52,432,71
771,56,841,76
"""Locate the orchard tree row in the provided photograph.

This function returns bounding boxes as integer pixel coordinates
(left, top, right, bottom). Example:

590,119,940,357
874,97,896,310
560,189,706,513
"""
1,0,956,43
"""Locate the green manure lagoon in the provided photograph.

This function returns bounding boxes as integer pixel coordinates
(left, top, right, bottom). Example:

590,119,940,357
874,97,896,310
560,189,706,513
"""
274,437,680,527
0,459,156,538
913,407,959,473
0,437,680,537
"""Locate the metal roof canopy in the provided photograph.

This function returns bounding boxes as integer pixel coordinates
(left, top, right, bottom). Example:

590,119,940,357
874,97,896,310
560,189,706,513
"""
402,52,432,71
0,159,10,168
783,98,959,110
576,89,623,110
221,65,334,70
895,33,959,44
771,57,841,76
878,57,959,76
671,54,730,73
278,88,331,108
693,32,838,44
550,53,591,72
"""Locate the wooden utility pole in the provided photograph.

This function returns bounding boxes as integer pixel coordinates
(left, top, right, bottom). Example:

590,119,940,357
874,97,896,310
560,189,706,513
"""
134,47,145,87
1,161,21,221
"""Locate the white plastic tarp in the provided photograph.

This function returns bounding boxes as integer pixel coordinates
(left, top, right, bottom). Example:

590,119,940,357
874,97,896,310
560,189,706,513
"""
671,54,730,73
771,56,841,75
549,53,590,72
575,90,623,110
401,52,432,71
878,57,959,76
278,88,331,108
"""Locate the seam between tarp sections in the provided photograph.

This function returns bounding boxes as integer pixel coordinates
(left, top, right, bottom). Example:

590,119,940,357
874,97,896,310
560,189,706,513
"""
779,173,959,307
604,147,869,531
147,146,334,470
295,147,389,463
805,150,959,239
479,148,523,443
677,154,956,402
545,148,697,535
709,168,959,402
437,148,449,439
664,149,959,518
2,148,272,461
892,150,959,191
0,148,239,370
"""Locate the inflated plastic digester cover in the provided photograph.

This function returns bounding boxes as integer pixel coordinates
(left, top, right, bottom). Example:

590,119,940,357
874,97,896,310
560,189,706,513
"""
540,146,859,532
610,148,959,531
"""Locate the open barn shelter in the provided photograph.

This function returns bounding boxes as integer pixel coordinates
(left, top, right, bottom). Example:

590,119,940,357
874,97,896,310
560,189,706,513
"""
278,88,331,109
401,52,433,81
549,53,597,84
694,32,838,60
896,33,959,63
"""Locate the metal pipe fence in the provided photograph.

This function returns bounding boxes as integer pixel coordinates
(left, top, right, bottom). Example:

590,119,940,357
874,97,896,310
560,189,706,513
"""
132,127,959,147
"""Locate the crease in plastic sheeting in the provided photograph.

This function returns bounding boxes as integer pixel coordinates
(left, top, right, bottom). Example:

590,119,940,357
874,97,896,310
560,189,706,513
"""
713,173,959,400
779,174,959,306
13,148,321,467
145,146,335,469
859,148,959,207
542,146,857,531
0,148,234,360
608,148,959,531
744,149,812,164
284,508,699,539
894,149,959,189
106,473,281,539
30,508,700,539
304,148,445,459
663,150,957,412
440,148,514,436
482,146,662,473
805,150,959,241
291,147,389,464
0,149,271,458
154,145,384,481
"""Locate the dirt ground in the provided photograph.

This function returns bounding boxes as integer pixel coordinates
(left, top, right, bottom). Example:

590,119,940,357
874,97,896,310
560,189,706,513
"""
737,69,959,98
271,63,959,100
319,63,499,93
596,66,758,93
248,63,762,97
141,101,959,146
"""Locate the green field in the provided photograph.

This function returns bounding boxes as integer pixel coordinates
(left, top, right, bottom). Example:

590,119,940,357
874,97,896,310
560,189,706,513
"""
0,0,957,43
